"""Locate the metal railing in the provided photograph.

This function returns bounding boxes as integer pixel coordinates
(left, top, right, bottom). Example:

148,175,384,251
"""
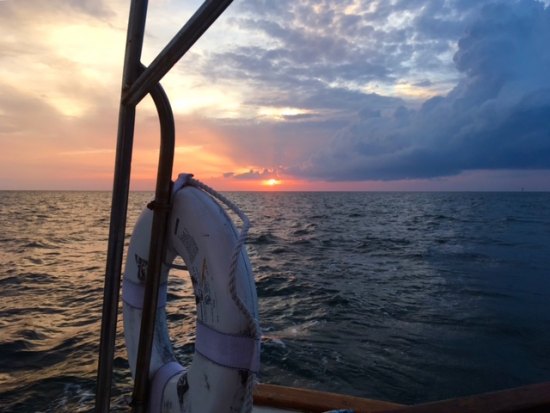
94,1,234,412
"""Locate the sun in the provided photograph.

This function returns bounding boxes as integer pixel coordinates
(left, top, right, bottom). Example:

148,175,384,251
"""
262,178,281,187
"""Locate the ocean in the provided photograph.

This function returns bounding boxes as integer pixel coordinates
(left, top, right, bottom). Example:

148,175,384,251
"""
1,190,550,412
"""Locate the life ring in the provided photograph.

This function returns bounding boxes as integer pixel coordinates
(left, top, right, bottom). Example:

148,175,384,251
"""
122,175,260,413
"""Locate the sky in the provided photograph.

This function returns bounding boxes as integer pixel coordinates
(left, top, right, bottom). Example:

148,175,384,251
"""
0,0,549,191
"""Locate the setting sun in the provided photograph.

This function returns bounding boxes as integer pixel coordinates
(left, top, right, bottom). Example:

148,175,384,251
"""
263,178,281,187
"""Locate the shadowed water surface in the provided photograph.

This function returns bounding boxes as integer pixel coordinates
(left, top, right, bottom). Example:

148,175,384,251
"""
1,191,549,411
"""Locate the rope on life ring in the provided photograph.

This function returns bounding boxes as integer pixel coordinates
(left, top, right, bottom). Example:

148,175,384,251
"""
122,174,260,413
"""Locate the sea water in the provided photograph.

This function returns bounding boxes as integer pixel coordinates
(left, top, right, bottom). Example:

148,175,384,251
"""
1,191,549,412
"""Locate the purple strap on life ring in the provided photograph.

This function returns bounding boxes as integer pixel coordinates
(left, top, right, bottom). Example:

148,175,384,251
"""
122,279,168,309
149,361,186,413
195,320,260,373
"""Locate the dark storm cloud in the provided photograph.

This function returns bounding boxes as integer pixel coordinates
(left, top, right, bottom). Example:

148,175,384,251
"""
300,89,403,112
292,0,550,181
410,0,479,39
198,0,549,182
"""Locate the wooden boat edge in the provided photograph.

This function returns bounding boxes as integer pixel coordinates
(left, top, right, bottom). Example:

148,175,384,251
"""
253,383,403,412
253,381,550,413
379,380,550,413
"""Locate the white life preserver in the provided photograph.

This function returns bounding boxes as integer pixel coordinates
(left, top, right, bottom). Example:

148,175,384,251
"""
122,175,260,413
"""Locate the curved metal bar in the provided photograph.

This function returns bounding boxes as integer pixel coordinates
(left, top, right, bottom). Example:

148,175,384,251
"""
130,72,175,413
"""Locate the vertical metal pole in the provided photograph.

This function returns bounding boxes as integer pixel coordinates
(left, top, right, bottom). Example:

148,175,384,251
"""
95,1,149,412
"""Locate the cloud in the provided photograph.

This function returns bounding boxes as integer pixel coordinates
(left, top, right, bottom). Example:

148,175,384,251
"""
2,0,549,190
0,0,124,119
291,0,550,181
0,0,126,189
224,168,278,180
199,0,473,113
0,0,114,24
178,0,487,184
